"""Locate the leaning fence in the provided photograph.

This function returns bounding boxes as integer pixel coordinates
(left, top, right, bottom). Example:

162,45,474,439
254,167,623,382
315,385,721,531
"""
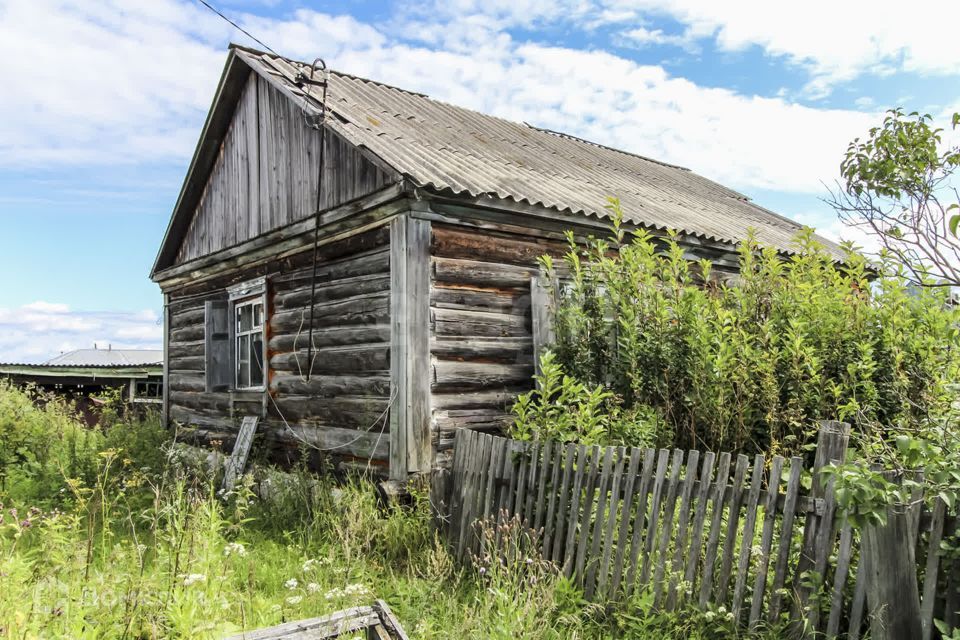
434,422,959,639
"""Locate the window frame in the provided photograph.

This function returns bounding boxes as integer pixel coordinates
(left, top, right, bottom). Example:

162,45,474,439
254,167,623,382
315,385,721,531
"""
228,278,267,393
130,379,163,404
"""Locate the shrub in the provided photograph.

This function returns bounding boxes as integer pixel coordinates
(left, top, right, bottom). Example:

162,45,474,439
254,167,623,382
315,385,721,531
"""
511,200,960,456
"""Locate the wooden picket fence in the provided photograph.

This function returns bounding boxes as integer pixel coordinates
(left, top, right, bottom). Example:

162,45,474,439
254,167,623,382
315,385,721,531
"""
434,423,960,639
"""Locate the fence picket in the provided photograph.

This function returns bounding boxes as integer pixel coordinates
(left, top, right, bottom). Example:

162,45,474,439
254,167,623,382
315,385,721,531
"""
574,446,603,582
610,448,643,597
683,451,717,606
749,455,784,629
551,445,577,565
826,520,854,638
847,546,868,640
920,499,947,640
732,454,765,623
522,440,540,526
562,445,589,578
624,448,658,600
716,454,750,604
512,440,530,519
585,447,616,598
699,452,732,608
543,440,566,560
666,449,701,611
653,450,685,607
534,441,554,533
639,449,671,588
768,456,803,624
596,447,627,599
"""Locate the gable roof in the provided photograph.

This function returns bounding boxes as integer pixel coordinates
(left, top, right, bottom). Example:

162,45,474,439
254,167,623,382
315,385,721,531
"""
153,45,842,276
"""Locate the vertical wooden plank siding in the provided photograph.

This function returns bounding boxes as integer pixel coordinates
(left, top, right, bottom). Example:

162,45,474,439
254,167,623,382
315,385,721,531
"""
162,292,170,429
389,216,432,478
176,74,394,265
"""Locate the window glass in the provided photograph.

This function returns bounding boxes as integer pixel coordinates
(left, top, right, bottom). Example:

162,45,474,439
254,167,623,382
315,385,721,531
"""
234,297,265,390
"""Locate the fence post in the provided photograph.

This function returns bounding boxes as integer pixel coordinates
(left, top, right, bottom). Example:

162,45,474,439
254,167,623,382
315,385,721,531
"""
860,471,922,640
794,420,850,632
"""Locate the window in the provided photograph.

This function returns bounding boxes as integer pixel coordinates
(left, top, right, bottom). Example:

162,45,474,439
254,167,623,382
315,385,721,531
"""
204,278,267,393
234,297,265,390
132,380,163,403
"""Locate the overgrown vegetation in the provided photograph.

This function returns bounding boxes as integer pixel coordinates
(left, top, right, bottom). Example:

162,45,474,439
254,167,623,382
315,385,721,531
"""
511,202,960,457
0,381,778,639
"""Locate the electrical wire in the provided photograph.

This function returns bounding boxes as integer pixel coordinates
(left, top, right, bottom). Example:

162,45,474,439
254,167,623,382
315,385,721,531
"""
194,0,280,57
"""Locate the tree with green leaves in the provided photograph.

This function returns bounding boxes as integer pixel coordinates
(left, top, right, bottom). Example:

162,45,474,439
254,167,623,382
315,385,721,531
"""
828,108,960,285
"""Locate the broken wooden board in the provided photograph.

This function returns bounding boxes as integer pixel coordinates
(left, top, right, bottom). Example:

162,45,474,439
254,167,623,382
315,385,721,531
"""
225,600,409,639
222,415,259,493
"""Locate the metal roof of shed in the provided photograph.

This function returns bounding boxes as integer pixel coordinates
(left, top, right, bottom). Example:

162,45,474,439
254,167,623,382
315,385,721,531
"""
45,349,163,367
234,46,842,258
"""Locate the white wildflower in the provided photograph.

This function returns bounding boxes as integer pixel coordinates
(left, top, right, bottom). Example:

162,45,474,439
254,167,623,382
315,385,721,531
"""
183,573,206,587
284,578,299,590
325,588,344,600
307,583,321,594
302,559,319,572
224,542,247,557
343,583,370,596
286,595,303,605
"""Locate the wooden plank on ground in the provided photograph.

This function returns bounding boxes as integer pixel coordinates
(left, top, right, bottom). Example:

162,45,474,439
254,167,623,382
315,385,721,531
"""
223,416,259,492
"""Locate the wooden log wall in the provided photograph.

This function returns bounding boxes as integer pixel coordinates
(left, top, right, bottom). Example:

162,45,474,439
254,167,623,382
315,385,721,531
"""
166,227,392,472
429,224,568,464
175,72,395,265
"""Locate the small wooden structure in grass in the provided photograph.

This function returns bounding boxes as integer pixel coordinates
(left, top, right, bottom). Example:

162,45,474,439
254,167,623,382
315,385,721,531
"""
226,600,408,640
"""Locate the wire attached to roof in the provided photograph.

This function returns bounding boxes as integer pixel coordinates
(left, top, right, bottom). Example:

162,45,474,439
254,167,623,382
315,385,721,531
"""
193,0,281,57
296,59,330,382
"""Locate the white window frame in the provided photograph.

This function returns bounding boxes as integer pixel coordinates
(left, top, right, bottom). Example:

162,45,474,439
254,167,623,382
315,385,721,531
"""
130,379,163,404
228,278,267,392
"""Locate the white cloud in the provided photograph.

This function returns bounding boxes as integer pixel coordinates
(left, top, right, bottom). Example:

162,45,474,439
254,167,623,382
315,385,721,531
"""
621,26,698,52
0,303,161,363
0,0,896,198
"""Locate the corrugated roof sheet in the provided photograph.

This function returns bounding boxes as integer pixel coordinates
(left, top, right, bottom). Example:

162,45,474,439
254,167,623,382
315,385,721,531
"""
235,47,843,257
44,349,163,367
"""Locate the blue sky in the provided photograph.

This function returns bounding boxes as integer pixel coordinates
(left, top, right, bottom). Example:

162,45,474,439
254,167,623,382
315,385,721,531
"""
1,0,959,362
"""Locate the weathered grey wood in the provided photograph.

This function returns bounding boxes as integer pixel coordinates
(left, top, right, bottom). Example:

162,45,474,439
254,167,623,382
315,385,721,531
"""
610,448,643,597
731,454,765,623
534,441,555,533
222,416,259,492
699,451,732,608
523,440,541,526
862,498,922,640
162,292,171,428
542,440,565,560
826,520,854,638
749,455,784,629
563,445,589,579
794,421,850,623
552,444,577,565
640,449,671,588
683,451,716,606
716,454,749,604
768,456,803,624
652,449,684,608
530,274,555,374
432,361,533,391
597,446,628,599
389,216,432,478
943,515,960,633
666,449,700,610
847,544,868,640
512,440,531,520
920,498,948,640
431,337,532,361
433,307,529,338
585,446,616,598
433,256,536,289
574,446,602,582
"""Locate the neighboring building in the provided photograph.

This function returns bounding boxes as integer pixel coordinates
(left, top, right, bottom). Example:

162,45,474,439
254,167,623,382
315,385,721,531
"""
0,347,163,425
150,45,843,479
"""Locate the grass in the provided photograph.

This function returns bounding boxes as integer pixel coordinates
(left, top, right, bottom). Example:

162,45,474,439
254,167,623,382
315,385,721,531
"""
0,381,783,639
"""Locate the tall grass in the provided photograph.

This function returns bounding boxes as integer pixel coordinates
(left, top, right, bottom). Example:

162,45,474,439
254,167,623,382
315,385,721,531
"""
0,381,787,638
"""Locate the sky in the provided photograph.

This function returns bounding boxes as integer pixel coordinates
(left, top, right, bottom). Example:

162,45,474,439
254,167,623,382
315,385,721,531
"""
1,0,959,362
